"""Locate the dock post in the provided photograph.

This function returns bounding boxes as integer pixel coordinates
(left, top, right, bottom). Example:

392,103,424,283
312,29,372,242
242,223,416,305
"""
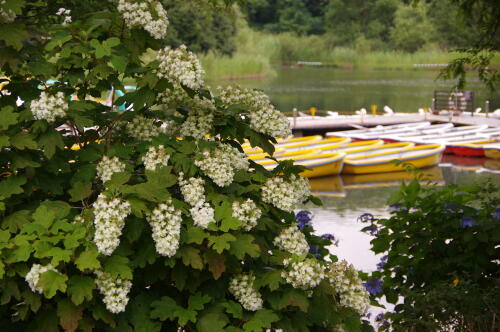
431,98,436,114
485,100,490,118
293,108,297,127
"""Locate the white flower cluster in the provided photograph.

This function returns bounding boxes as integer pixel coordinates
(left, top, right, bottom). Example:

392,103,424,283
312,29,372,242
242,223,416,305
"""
30,91,68,123
0,0,16,22
232,199,262,231
95,271,132,314
261,175,310,212
179,110,214,139
96,156,126,183
228,273,263,312
93,194,131,255
146,199,182,256
56,7,72,25
217,85,291,138
273,225,309,255
327,261,371,314
25,264,58,294
157,45,205,90
179,175,206,207
282,258,325,290
189,202,215,229
178,175,215,228
142,145,170,171
117,0,169,39
194,143,249,187
159,83,215,110
125,115,161,141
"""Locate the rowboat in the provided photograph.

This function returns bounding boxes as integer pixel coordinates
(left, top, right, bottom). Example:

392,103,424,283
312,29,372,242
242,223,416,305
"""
326,121,430,139
343,142,414,159
263,152,346,178
315,139,385,154
342,144,445,174
250,148,319,165
382,123,455,142
243,135,322,154
440,154,486,169
342,166,443,188
447,139,500,157
484,145,500,160
400,125,489,144
274,137,351,154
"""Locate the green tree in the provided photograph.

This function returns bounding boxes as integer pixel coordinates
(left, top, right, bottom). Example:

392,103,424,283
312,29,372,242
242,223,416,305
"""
0,0,372,331
389,2,435,52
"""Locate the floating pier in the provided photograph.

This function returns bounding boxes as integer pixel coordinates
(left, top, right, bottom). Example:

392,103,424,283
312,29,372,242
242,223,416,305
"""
290,112,500,135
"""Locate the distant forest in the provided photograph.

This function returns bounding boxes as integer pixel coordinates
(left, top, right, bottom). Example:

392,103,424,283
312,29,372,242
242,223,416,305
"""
161,0,499,55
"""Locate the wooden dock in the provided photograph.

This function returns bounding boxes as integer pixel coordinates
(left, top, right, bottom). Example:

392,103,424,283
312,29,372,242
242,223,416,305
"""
290,112,500,135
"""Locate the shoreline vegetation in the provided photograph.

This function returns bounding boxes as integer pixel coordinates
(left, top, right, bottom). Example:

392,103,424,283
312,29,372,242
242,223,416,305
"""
202,26,500,82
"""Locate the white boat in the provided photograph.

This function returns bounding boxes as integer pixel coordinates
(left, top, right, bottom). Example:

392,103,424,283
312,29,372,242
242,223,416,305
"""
326,122,431,138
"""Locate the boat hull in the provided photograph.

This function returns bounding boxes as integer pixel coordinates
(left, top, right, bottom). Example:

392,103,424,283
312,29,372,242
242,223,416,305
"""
301,159,344,178
449,146,485,157
485,148,500,160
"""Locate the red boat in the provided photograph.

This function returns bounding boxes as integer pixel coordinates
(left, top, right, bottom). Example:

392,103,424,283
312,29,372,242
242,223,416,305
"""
448,139,500,157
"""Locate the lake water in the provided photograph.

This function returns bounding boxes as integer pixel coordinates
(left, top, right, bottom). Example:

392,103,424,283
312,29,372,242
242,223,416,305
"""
218,66,500,114
213,66,500,273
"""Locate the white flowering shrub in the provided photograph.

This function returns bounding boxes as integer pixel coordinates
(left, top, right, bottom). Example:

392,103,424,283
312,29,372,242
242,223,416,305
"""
96,156,127,183
25,264,59,294
282,257,325,290
142,145,170,171
327,261,371,315
232,199,262,231
229,273,263,311
30,91,68,123
261,174,311,212
273,225,310,255
146,200,182,256
95,271,132,313
0,2,372,331
92,194,131,255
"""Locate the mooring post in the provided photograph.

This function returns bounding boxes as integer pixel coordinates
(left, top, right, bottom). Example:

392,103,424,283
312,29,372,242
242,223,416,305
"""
431,98,436,114
485,100,490,118
293,108,297,127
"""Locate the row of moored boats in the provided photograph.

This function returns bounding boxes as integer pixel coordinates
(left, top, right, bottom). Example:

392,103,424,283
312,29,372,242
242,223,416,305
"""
243,122,500,178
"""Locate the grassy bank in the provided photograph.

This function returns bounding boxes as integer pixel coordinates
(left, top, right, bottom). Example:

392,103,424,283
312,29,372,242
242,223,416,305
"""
202,25,500,81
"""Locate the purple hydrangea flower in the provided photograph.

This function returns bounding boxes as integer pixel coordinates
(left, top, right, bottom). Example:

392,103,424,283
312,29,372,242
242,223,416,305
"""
376,255,388,271
364,278,383,296
295,210,312,230
389,202,407,212
321,233,339,246
364,224,379,236
358,213,374,223
460,216,476,228
375,313,385,322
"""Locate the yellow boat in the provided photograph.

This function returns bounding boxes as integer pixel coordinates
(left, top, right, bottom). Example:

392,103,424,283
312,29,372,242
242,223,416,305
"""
484,145,500,160
317,139,385,154
251,148,319,165
342,166,443,188
342,144,445,174
275,137,351,154
343,142,414,159
263,152,346,178
243,135,322,155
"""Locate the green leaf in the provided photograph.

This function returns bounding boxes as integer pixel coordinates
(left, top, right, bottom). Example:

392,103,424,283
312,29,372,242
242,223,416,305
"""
229,234,260,259
0,175,26,199
279,289,309,312
255,270,282,291
110,55,128,73
38,129,64,158
181,246,204,270
0,22,28,50
90,39,110,59
75,248,101,271
103,255,132,279
2,209,30,232
205,250,226,280
150,296,179,321
10,131,37,150
188,293,211,311
39,270,68,299
68,182,92,202
185,226,208,244
243,309,279,332
128,198,149,218
196,312,229,332
128,293,162,332
222,301,243,319
44,247,72,265
208,233,236,254
105,172,130,189
0,135,9,148
0,106,19,130
67,276,95,306
32,205,56,229
57,298,83,332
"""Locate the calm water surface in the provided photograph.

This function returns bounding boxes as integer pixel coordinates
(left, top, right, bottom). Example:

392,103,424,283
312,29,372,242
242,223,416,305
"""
216,67,500,113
